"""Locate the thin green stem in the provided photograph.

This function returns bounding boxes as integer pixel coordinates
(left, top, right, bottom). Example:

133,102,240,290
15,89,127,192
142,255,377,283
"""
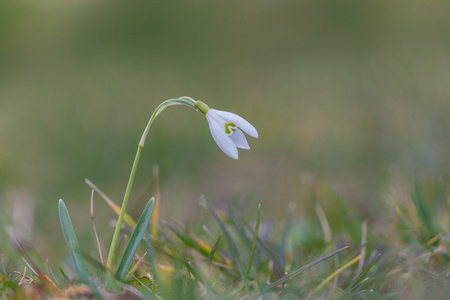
106,97,198,270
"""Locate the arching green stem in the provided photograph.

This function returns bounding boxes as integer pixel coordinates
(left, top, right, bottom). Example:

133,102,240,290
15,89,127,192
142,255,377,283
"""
106,97,198,270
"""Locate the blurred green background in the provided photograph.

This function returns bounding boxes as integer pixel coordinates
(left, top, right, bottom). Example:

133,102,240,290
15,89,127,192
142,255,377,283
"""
1,0,450,244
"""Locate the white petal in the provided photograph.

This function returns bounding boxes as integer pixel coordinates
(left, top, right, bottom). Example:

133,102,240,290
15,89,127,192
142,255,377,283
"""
206,113,239,159
205,109,222,122
230,129,250,149
213,110,258,138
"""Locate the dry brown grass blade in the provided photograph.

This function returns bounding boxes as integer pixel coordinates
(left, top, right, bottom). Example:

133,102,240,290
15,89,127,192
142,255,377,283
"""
150,165,160,238
315,203,332,243
387,235,448,277
90,189,104,266
125,252,147,280
85,178,137,228
356,220,368,275
14,270,36,285
172,218,233,266
20,256,61,295
18,267,27,286
8,229,61,295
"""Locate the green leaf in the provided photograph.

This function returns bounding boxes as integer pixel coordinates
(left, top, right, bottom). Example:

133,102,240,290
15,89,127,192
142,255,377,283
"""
58,199,90,283
116,198,155,279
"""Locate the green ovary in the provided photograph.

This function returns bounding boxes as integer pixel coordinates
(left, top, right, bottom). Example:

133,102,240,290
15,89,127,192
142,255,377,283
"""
224,123,236,135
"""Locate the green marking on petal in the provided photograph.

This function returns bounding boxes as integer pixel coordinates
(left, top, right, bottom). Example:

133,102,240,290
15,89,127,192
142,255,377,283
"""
225,123,237,135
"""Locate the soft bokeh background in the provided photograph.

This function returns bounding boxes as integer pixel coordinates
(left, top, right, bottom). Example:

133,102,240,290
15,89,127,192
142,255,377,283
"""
1,0,450,248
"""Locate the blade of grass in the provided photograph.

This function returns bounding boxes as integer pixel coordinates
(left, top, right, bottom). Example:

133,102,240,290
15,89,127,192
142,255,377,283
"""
180,255,202,298
177,250,217,297
395,204,441,261
150,165,160,238
207,234,223,266
238,216,283,272
59,267,68,280
395,204,420,236
165,223,235,275
28,246,60,287
313,254,361,294
315,203,332,244
85,179,137,228
203,196,245,277
412,183,435,236
58,199,90,283
356,220,368,275
90,189,104,266
372,263,392,291
44,259,58,287
262,246,348,294
143,232,161,287
172,218,212,253
254,274,265,295
338,278,370,299
124,252,147,281
20,257,37,276
341,253,381,295
227,211,252,251
18,267,26,286
1,254,5,274
165,222,210,257
279,202,295,271
1,254,9,276
240,204,261,294
116,198,155,279
172,218,233,266
232,207,283,272
316,254,362,294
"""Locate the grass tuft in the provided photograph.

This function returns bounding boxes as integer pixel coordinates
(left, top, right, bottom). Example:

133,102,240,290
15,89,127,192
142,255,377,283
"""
2,180,449,299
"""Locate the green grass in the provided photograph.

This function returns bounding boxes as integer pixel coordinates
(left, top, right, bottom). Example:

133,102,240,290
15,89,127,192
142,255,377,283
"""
2,179,449,299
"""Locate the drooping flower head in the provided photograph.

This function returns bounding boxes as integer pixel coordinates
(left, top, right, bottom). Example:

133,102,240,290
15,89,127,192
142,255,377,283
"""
195,100,258,159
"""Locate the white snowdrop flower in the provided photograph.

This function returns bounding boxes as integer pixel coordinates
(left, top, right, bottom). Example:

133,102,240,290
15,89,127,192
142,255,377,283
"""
195,100,258,159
